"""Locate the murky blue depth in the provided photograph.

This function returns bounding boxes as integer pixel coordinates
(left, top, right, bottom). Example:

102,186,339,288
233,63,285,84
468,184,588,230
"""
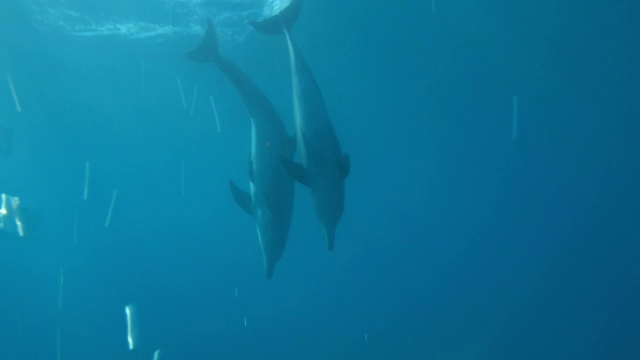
1,0,639,359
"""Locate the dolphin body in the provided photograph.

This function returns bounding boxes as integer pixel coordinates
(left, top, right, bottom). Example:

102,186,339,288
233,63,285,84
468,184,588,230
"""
250,0,350,251
186,20,295,279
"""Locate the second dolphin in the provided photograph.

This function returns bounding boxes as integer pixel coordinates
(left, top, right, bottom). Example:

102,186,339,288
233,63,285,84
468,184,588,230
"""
186,20,296,279
250,0,350,251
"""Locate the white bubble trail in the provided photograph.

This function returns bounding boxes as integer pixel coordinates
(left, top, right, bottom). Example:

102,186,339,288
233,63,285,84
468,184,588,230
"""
125,304,139,350
177,77,187,109
58,267,64,310
190,84,199,118
104,189,118,228
7,74,22,113
209,96,221,132
83,161,90,201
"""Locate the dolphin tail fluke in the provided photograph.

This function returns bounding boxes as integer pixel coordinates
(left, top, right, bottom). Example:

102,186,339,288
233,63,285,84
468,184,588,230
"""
325,225,336,251
229,180,254,217
185,19,218,63
248,0,302,34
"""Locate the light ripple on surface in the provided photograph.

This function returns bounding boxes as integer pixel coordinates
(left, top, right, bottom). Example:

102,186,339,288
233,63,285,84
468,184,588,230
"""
22,0,292,43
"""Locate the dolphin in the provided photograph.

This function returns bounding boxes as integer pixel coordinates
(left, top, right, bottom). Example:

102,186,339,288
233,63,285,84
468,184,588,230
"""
250,0,350,251
186,20,295,279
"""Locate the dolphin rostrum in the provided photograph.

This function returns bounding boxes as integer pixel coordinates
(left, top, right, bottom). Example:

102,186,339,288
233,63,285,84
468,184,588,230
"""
186,20,296,279
250,0,350,251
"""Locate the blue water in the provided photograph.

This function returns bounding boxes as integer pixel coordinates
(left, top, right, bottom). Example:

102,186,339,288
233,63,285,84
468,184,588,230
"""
1,0,639,359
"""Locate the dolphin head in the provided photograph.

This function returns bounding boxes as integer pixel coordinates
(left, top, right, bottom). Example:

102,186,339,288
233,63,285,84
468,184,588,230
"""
257,227,284,279
255,206,290,279
323,222,338,252
258,232,286,279
264,255,276,280
313,179,345,251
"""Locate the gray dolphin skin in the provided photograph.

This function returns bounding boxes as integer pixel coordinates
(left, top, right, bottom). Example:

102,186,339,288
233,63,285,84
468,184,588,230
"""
250,0,350,251
186,20,295,279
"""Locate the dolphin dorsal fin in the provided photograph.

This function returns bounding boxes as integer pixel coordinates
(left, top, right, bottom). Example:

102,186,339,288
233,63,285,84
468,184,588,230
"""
185,19,218,63
229,180,253,217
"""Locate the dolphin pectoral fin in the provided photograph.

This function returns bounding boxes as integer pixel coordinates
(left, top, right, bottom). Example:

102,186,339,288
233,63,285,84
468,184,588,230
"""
185,18,218,63
280,157,310,187
248,0,302,34
339,153,350,179
229,180,253,217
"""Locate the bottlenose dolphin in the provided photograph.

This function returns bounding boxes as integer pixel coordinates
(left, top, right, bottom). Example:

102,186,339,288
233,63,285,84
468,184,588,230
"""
250,0,350,251
186,20,295,279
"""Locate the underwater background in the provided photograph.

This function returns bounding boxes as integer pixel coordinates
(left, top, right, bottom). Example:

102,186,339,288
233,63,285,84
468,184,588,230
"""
1,0,639,359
